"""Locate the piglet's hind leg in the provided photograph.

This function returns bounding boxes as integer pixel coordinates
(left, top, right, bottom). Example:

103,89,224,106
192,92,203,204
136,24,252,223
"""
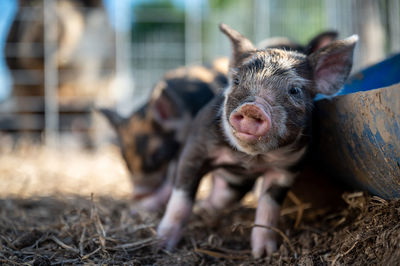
196,171,254,214
134,182,173,212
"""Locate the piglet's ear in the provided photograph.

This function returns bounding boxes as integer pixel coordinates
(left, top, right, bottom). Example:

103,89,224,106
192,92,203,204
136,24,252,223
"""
305,31,338,55
150,89,184,131
98,108,123,129
219,23,255,68
308,35,358,95
153,93,178,121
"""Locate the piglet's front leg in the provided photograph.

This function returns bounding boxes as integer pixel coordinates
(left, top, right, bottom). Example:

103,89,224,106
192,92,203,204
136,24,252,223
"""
251,169,293,258
157,189,193,250
157,143,210,249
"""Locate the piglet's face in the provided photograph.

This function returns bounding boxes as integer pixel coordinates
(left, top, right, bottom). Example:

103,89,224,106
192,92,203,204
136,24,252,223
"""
220,24,357,155
223,49,313,154
99,105,179,199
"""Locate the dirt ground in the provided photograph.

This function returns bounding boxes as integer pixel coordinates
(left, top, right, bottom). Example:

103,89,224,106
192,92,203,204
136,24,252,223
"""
0,141,399,265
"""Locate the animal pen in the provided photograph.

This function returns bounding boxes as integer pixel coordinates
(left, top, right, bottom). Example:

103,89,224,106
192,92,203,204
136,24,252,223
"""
0,0,399,265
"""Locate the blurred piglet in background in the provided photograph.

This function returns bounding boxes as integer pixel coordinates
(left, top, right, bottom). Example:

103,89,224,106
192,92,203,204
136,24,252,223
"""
257,30,338,55
99,59,229,211
157,24,357,258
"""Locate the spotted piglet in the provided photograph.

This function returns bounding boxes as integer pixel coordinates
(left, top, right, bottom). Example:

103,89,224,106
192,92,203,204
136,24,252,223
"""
157,24,357,257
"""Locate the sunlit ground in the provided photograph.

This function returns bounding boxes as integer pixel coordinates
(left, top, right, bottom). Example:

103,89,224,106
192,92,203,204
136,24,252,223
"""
0,137,257,205
0,140,132,199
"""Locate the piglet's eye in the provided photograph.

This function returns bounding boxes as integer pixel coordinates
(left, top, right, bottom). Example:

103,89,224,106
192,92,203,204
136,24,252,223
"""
233,78,240,85
289,87,302,95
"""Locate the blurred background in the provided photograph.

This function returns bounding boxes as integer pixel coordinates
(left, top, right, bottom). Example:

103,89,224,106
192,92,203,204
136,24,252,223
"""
0,0,399,148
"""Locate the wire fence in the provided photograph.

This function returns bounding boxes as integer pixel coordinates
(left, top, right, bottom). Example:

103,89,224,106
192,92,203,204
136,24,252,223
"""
0,0,399,147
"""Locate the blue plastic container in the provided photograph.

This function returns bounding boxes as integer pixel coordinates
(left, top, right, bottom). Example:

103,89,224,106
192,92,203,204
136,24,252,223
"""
314,53,400,199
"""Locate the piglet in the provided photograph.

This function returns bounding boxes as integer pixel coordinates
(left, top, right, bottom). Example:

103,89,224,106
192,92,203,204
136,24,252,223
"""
157,23,358,257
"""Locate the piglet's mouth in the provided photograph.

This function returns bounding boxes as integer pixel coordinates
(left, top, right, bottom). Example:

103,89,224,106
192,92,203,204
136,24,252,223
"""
232,130,264,142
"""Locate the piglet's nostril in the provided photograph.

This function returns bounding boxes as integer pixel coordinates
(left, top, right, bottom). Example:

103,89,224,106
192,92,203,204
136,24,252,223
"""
255,118,263,124
231,114,244,122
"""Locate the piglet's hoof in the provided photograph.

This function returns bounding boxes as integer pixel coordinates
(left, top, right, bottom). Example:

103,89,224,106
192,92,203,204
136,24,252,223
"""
157,218,184,250
251,227,278,258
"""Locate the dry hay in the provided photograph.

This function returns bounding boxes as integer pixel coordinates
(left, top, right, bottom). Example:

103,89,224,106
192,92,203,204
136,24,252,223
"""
0,142,400,265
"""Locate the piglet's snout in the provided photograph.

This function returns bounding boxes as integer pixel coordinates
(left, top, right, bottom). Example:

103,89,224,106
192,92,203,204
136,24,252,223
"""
229,104,270,139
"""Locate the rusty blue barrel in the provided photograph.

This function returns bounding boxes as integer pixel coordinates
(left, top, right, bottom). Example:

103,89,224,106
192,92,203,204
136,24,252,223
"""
314,53,400,199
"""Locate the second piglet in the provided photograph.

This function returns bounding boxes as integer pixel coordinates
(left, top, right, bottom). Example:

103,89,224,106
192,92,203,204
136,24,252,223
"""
157,24,358,258
99,60,228,211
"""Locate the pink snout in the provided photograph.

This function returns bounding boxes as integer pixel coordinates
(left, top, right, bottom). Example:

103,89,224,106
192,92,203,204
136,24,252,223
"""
229,104,270,141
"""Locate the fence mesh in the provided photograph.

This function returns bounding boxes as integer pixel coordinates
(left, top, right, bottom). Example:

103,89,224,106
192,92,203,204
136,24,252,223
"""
0,0,398,147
